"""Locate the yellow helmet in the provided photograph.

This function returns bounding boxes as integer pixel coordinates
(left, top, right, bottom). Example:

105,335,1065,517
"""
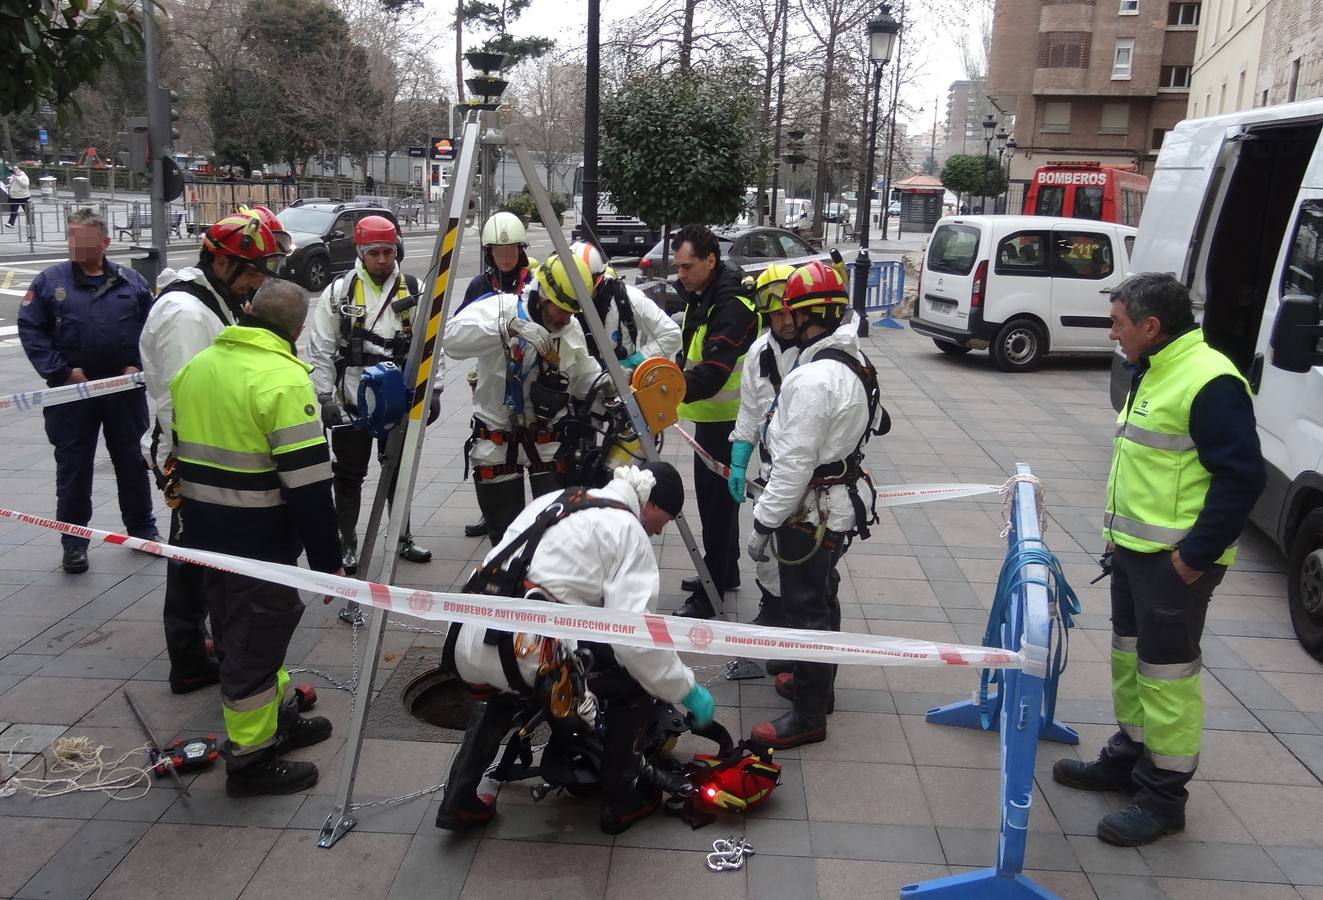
535,252,592,313
753,262,797,313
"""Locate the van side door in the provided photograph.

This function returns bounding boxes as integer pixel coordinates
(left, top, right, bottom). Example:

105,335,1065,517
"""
1049,225,1123,350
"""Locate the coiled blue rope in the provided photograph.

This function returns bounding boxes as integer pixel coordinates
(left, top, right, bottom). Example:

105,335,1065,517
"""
977,536,1082,731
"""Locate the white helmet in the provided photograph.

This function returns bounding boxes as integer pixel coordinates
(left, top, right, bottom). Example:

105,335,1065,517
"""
569,240,609,285
481,212,528,247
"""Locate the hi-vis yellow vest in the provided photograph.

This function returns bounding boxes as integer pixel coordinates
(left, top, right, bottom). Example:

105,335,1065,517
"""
1103,329,1248,565
677,293,757,423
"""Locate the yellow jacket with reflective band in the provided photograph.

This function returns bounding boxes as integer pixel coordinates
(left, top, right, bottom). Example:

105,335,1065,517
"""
170,324,341,573
1103,329,1247,566
677,292,757,423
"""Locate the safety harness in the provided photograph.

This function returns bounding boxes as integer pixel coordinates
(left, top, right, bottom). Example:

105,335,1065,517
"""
465,297,571,482
442,487,631,706
579,279,639,363
332,272,418,402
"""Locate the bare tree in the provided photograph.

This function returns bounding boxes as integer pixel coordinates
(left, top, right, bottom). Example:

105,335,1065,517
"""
514,59,585,192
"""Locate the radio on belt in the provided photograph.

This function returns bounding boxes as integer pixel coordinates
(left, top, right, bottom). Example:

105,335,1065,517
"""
354,362,410,438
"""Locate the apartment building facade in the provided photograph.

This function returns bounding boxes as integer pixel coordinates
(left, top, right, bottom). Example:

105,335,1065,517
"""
988,0,1198,180
1190,0,1321,117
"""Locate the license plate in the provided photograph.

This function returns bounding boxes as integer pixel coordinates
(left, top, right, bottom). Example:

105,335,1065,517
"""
928,298,956,311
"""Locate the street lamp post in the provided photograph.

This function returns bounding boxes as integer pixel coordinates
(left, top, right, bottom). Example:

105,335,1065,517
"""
994,126,1008,213
980,112,996,214
1004,136,1018,212
852,4,899,339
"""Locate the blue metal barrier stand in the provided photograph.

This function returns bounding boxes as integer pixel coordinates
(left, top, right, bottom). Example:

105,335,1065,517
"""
925,467,1078,745
902,465,1063,899
875,262,905,329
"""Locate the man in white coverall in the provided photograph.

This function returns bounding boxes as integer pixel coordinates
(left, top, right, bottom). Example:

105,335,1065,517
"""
443,252,606,545
566,240,681,369
746,260,883,750
140,209,288,695
728,262,799,637
434,462,716,835
307,214,435,573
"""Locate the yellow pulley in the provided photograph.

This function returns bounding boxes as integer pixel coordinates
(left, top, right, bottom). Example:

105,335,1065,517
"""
630,357,687,431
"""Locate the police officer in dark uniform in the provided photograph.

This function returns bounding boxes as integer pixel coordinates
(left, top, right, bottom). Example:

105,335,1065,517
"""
17,208,159,573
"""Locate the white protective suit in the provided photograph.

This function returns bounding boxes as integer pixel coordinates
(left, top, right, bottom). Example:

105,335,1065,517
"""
581,279,682,363
453,466,696,703
754,317,875,535
443,291,603,483
732,328,799,593
139,267,238,469
308,260,415,406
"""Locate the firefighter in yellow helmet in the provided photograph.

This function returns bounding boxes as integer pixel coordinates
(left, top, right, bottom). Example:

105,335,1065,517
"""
443,251,606,544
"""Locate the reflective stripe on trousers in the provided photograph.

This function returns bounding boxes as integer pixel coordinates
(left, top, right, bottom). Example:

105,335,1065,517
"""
223,667,290,756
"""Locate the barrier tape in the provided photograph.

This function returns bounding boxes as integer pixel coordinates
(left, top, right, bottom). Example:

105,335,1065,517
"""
673,423,1001,507
0,506,1025,670
0,372,145,412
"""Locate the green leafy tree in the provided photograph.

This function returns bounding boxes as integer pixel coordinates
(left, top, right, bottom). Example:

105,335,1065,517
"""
940,153,1006,202
600,64,758,239
1,0,144,121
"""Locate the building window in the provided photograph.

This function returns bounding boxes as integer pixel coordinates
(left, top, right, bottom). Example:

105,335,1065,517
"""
1236,70,1246,109
1112,38,1135,79
1100,102,1130,133
1119,0,1139,12
1290,58,1302,102
1160,65,1192,88
1168,2,1200,25
1152,128,1168,150
1041,101,1072,133
1261,88,1270,107
1038,32,1091,68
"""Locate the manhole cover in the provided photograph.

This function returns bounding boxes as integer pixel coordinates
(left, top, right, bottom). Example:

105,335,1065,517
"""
364,646,472,742
403,668,474,730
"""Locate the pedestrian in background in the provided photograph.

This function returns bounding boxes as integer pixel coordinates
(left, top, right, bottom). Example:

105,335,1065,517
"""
17,208,159,573
5,164,30,229
1053,272,1265,846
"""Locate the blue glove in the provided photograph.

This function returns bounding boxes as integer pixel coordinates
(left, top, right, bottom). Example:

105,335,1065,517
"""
621,351,646,370
682,683,714,728
728,439,754,504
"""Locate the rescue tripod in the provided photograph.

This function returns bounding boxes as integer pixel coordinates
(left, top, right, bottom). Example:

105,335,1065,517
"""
318,106,727,848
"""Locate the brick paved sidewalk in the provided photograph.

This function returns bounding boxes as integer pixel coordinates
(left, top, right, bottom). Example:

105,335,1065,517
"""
1,326,1321,900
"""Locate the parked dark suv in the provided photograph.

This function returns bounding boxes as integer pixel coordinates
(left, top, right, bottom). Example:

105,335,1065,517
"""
276,201,405,291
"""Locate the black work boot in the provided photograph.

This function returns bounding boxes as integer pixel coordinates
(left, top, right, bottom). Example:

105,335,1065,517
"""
773,672,835,714
1052,758,1136,794
341,541,358,577
435,701,515,831
225,755,319,797
750,585,785,628
464,517,488,538
673,591,716,619
600,695,660,835
169,658,220,695
752,662,831,749
682,575,738,594
1097,802,1185,846
280,715,333,751
398,534,433,563
62,545,89,574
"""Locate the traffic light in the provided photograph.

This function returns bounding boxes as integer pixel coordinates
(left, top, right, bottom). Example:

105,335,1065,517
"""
122,116,150,175
156,87,181,146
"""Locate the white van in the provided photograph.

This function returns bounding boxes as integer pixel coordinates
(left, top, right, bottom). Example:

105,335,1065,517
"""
783,198,813,230
910,215,1137,372
1108,98,1323,660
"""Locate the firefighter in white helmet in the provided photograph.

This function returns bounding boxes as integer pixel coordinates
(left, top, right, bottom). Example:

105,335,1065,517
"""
566,240,681,368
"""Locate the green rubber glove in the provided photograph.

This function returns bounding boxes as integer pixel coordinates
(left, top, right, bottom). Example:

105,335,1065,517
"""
728,440,754,504
682,683,715,728
621,351,646,370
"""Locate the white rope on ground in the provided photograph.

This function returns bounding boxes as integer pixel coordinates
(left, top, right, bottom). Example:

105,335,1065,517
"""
0,736,157,801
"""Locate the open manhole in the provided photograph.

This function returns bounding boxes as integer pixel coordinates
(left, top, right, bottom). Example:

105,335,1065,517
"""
403,667,476,730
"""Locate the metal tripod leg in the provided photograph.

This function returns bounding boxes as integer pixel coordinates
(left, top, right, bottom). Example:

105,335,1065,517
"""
318,109,486,849
494,122,725,617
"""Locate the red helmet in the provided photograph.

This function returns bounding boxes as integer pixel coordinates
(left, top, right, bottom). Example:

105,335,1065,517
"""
354,214,398,251
202,213,286,276
779,259,849,316
238,204,293,255
689,742,781,812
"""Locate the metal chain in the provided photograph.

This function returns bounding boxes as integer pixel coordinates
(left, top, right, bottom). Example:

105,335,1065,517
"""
350,780,446,810
287,613,362,700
